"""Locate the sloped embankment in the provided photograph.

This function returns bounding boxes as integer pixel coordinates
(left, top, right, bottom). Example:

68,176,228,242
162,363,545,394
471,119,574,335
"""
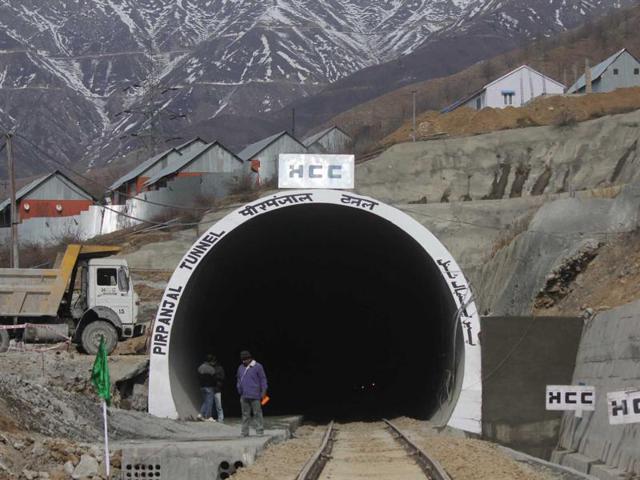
356,109,640,205
477,184,640,316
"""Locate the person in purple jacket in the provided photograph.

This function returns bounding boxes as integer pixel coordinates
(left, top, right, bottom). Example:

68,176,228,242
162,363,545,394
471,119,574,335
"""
236,350,268,436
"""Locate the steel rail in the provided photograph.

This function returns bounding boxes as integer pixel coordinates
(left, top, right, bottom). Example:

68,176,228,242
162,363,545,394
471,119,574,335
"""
383,419,452,480
295,421,336,480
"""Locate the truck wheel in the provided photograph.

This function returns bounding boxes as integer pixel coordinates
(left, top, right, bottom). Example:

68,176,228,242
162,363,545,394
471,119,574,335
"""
0,330,9,353
81,321,118,355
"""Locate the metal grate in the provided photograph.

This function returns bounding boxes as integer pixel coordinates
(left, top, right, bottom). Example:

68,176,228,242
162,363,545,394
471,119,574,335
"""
122,463,162,479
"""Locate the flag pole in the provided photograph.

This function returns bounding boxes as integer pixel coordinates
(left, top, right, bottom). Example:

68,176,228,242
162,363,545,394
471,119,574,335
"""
92,336,111,478
102,399,110,477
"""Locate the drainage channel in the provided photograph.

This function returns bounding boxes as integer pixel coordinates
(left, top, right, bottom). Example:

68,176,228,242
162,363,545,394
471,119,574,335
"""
295,420,451,480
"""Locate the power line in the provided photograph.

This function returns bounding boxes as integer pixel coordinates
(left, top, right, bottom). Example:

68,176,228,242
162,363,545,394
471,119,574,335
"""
4,128,213,212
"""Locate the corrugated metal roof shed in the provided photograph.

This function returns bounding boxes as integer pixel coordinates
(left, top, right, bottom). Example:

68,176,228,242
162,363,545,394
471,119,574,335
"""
441,86,485,113
303,127,334,147
108,148,178,191
302,126,351,147
108,138,208,191
567,49,636,93
143,141,242,187
0,170,94,212
174,137,207,151
238,131,306,161
238,131,287,161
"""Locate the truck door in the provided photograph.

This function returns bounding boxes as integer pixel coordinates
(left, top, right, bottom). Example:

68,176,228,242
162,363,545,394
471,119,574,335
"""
91,265,133,325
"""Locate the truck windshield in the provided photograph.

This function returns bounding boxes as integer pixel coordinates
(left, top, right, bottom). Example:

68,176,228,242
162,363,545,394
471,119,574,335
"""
118,266,130,292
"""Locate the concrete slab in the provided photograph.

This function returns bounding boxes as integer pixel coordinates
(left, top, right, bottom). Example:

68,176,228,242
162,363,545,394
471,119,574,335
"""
562,452,598,474
589,464,628,480
120,436,274,480
118,416,302,480
500,446,598,480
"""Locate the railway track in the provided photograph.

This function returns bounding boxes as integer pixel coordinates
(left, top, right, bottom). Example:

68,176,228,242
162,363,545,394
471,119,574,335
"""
295,419,451,480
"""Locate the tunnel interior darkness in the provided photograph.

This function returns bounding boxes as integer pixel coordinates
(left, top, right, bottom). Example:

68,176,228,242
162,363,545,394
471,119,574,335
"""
168,204,464,421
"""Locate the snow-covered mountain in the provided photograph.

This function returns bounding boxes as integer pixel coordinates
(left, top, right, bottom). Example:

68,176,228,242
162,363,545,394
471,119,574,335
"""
0,0,633,176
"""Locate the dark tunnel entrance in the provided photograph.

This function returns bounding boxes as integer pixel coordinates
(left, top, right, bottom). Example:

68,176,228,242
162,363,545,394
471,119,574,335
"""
164,201,465,422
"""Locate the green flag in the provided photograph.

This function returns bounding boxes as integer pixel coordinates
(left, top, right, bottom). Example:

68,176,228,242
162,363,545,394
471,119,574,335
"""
91,336,111,406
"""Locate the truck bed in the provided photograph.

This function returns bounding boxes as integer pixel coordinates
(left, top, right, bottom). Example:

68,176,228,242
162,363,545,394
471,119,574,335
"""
0,245,121,319
0,267,66,317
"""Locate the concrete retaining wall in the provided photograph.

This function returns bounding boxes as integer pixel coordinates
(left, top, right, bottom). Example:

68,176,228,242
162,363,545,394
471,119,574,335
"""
481,316,584,459
552,300,640,478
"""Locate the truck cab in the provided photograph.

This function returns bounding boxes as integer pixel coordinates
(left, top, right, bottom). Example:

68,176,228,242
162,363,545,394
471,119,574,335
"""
75,258,144,353
87,259,139,335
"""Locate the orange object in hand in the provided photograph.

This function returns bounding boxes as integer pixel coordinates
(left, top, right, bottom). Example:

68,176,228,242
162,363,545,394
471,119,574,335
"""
261,395,270,406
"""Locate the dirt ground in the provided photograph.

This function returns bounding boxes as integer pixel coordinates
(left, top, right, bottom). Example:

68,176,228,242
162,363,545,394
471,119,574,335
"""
230,419,563,480
381,88,640,148
392,418,554,480
0,350,149,478
534,230,640,316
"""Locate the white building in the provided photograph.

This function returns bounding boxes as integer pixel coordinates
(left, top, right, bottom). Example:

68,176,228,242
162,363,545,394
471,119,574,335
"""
443,65,565,113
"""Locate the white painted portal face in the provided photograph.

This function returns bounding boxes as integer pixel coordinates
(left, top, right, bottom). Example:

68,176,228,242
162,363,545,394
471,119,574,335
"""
148,190,482,433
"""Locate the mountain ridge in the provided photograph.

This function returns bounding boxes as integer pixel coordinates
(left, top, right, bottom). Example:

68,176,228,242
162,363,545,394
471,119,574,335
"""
0,0,634,177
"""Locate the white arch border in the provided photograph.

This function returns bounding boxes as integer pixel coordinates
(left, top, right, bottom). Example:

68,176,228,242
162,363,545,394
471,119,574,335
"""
148,190,482,433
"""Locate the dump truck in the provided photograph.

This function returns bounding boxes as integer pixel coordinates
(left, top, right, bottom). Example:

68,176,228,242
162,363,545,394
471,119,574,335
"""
0,244,146,355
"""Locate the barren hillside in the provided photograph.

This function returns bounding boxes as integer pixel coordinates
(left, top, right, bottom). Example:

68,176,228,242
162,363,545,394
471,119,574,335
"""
381,87,640,147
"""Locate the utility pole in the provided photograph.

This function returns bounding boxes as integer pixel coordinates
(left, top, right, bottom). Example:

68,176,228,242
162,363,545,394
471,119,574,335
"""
5,133,18,268
412,90,417,142
117,38,186,160
291,108,296,137
585,58,592,94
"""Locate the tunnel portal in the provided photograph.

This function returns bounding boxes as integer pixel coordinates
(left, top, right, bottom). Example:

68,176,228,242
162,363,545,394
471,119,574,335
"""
149,190,482,433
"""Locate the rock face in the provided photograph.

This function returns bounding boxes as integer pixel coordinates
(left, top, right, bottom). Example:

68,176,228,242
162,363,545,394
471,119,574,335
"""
0,0,634,176
478,183,640,316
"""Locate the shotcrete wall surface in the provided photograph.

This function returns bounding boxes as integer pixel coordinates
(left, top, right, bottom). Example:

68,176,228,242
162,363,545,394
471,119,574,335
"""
481,316,583,459
356,109,640,205
554,300,640,477
148,190,482,433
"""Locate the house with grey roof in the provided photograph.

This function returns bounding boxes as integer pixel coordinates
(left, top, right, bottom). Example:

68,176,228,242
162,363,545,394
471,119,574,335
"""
108,137,208,203
144,141,244,190
0,171,95,227
442,65,565,113
303,126,353,154
567,49,640,94
238,131,306,181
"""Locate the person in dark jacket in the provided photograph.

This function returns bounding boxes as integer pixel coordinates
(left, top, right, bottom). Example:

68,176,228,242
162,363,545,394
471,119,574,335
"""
236,350,268,436
197,354,225,421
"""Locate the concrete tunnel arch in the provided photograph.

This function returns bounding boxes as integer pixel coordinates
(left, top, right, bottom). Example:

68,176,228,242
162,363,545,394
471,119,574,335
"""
149,189,482,433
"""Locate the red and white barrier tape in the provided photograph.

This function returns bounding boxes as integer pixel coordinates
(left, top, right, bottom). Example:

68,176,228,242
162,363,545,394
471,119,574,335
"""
1,323,73,352
0,323,71,340
0,323,28,330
